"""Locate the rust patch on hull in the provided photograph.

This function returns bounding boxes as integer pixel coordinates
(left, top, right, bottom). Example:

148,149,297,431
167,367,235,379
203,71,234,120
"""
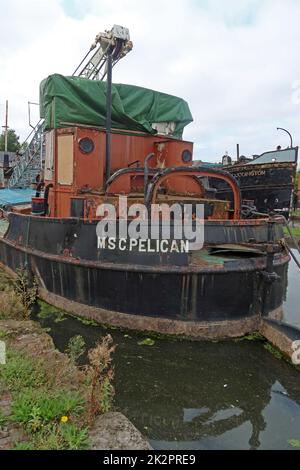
39,286,261,339
0,259,261,339
1,261,294,345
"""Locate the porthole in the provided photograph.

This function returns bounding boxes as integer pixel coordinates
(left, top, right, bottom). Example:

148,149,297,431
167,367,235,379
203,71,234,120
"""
182,149,192,163
79,137,94,154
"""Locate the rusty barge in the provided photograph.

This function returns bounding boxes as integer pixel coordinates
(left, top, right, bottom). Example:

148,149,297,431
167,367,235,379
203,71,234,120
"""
213,147,298,219
0,82,290,337
0,28,292,338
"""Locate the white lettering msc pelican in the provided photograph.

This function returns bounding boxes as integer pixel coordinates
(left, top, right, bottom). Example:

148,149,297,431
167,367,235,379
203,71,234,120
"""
97,237,190,253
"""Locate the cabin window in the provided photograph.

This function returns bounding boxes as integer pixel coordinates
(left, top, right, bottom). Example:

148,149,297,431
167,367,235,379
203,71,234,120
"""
182,149,192,163
79,137,94,154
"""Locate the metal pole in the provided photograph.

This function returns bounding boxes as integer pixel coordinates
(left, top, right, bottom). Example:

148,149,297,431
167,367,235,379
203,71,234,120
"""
144,153,154,202
28,102,39,129
105,53,113,183
28,101,31,129
277,127,293,148
40,129,43,170
236,143,240,162
4,100,8,152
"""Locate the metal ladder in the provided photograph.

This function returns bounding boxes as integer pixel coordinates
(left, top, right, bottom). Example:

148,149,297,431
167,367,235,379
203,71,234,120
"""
8,25,132,188
8,120,44,188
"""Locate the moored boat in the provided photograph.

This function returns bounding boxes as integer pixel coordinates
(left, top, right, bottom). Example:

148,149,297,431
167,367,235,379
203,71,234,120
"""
0,72,290,339
195,147,298,219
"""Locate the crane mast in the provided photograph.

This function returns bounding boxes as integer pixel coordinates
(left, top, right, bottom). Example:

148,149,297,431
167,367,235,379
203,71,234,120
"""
73,25,132,81
8,25,132,188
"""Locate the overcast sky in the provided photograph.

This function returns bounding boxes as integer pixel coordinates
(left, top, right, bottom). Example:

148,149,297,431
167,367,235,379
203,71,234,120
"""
1,0,300,162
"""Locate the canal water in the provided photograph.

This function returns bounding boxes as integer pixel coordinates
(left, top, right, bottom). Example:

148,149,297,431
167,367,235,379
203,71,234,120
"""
283,250,300,328
33,253,300,450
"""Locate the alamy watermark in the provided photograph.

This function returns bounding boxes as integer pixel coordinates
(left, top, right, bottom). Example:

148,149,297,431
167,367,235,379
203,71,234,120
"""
95,196,205,253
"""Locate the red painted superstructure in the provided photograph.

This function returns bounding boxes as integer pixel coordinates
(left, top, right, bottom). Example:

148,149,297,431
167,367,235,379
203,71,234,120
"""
44,126,211,219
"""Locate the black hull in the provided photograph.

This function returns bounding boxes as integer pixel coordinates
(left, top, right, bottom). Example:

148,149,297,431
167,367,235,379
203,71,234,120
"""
212,162,296,216
0,213,290,338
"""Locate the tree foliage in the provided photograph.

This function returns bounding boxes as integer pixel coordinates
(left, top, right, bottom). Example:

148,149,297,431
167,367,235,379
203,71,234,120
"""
0,129,21,152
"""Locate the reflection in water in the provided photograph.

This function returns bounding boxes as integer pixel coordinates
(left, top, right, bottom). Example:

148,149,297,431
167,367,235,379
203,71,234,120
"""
32,250,300,450
283,250,300,328
113,339,300,450
34,311,300,450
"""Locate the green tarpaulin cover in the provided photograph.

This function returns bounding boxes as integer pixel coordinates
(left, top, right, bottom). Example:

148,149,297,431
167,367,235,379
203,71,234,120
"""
40,74,193,138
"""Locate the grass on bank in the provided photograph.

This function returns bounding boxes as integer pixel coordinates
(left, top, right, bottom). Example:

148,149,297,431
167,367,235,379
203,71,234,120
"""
0,268,116,450
0,410,7,430
284,225,300,238
0,347,89,450
0,333,115,449
0,268,36,320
